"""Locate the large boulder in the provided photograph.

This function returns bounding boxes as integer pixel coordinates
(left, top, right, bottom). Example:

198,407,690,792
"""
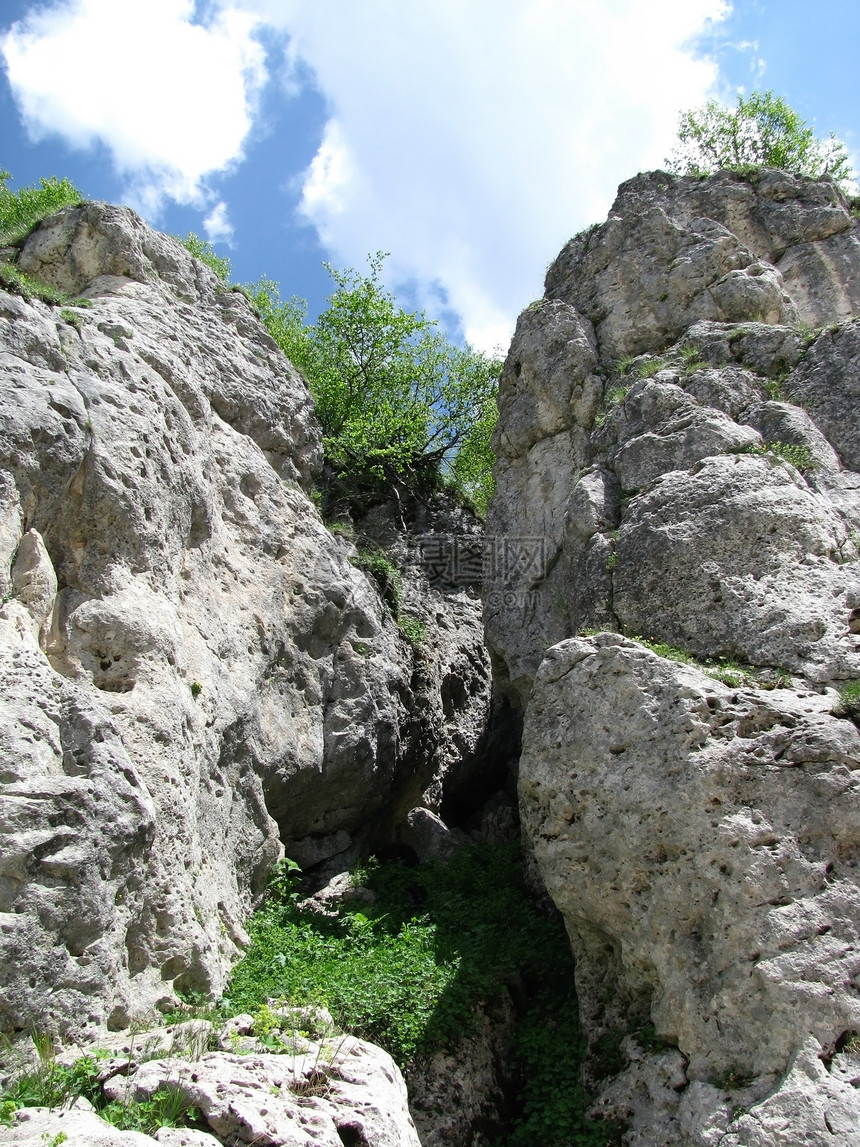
520,635,860,1145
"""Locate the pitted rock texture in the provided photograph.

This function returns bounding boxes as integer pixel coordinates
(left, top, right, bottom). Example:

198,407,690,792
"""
520,634,860,1145
545,168,860,362
486,169,860,1145
0,1034,419,1146
486,170,860,703
0,202,490,1038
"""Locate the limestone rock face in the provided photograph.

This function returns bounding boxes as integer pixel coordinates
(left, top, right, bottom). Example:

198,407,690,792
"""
0,202,489,1039
0,1036,420,1147
488,169,860,1144
521,636,860,1144
486,170,860,702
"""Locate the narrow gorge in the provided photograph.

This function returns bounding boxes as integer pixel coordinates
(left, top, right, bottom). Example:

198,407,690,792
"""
2,165,860,1145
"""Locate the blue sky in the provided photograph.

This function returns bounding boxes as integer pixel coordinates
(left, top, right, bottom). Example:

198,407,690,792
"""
1,0,858,353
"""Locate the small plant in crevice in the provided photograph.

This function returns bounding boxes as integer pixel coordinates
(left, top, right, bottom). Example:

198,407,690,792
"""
679,343,708,374
736,440,819,475
615,353,636,377
190,681,203,699
635,357,665,380
350,546,403,616
398,614,428,645
834,680,860,722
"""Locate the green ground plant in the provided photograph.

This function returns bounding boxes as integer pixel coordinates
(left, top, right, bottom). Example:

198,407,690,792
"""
0,171,85,306
225,841,614,1144
738,440,819,474
350,546,403,615
398,614,428,645
835,680,860,721
0,171,83,246
635,357,664,379
680,343,708,374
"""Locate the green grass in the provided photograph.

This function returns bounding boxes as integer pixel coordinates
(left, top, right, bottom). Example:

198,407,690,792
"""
835,680,860,721
635,357,665,379
680,343,708,374
0,171,83,247
226,841,614,1144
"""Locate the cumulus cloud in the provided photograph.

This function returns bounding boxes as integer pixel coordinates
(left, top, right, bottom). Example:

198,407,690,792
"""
231,0,731,350
2,0,732,349
1,0,266,213
203,200,234,244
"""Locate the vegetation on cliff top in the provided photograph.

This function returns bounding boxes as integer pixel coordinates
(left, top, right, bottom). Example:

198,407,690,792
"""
666,90,853,191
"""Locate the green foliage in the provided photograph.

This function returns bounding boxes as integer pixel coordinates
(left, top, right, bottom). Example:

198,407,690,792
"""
0,1041,201,1137
738,440,819,474
351,546,403,614
247,255,501,512
506,987,610,1147
100,1086,200,1135
0,260,67,305
226,841,612,1142
635,357,664,379
190,681,202,699
835,680,860,721
398,614,428,645
666,91,853,191
0,170,83,246
179,233,231,284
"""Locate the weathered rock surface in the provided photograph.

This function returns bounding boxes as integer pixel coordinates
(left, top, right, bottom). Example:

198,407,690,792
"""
0,202,490,1039
0,1032,419,1147
520,635,860,1144
487,169,860,1144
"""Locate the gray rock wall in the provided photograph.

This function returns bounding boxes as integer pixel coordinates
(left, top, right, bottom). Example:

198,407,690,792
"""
487,169,860,1144
0,203,490,1040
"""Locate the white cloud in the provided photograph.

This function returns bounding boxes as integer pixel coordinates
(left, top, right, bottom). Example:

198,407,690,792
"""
203,200,233,244
1,0,266,214
229,0,731,351
3,0,733,349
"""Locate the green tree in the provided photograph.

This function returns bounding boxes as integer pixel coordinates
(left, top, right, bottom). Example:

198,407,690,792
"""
666,91,853,190
248,254,501,514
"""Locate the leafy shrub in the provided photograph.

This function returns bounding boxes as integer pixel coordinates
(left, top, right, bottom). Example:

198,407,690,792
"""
666,91,853,191
178,232,231,283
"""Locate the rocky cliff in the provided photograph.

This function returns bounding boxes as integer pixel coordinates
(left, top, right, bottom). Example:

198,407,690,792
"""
0,202,491,1046
488,169,860,1143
